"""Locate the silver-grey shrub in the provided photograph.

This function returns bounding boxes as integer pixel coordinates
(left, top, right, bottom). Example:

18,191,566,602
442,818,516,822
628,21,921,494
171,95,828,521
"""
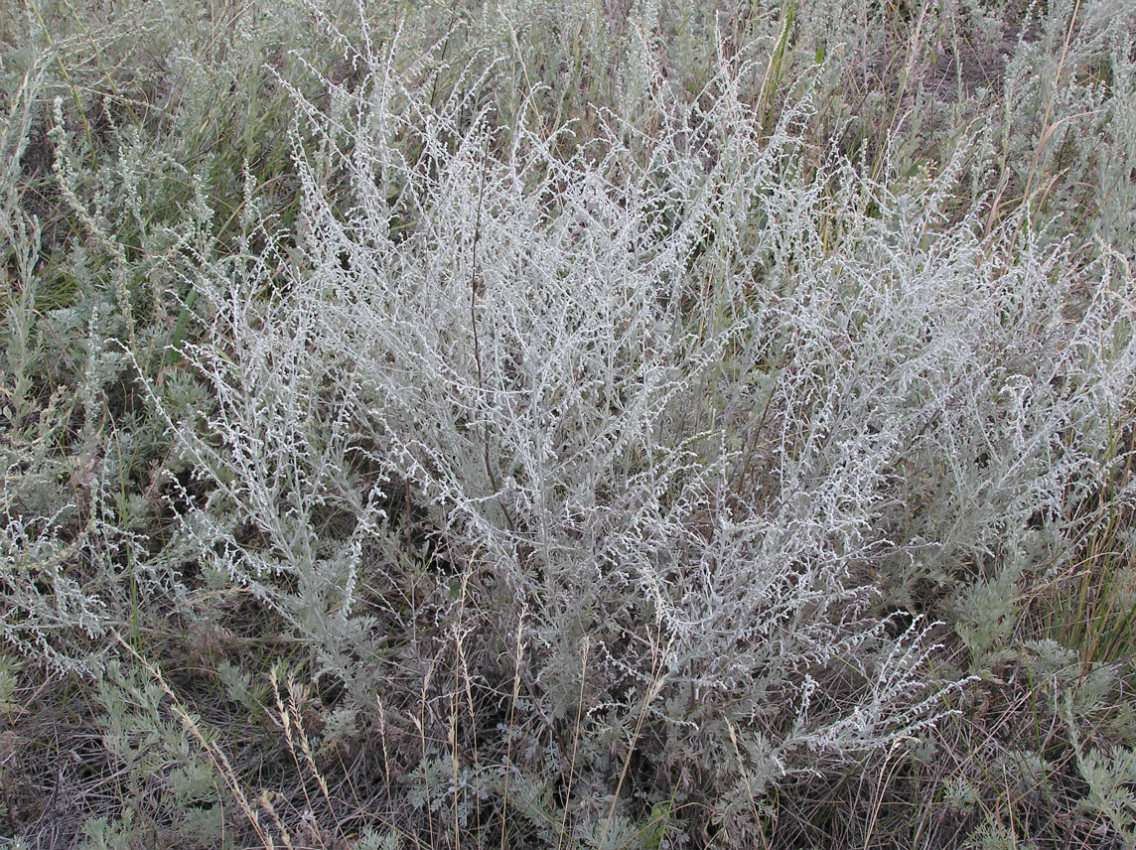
152,16,1136,845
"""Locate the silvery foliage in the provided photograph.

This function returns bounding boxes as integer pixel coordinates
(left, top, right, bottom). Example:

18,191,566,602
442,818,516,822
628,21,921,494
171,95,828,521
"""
157,26,1134,793
2,151,146,672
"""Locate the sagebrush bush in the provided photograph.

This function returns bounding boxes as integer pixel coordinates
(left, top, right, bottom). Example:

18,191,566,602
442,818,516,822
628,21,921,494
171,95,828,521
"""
4,0,1136,847
133,11,1128,841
